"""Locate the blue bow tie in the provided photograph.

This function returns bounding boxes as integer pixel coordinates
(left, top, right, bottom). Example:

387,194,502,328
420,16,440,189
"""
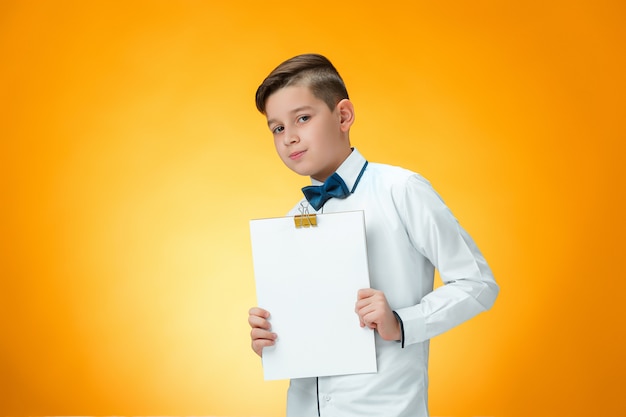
302,173,351,210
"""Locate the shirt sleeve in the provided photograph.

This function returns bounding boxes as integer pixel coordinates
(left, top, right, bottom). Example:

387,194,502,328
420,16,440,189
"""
392,175,499,346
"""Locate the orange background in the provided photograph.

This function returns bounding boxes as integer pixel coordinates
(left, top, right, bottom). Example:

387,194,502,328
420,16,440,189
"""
1,1,624,416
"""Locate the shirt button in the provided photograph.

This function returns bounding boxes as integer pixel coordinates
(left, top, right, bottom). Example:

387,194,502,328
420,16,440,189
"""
324,395,331,402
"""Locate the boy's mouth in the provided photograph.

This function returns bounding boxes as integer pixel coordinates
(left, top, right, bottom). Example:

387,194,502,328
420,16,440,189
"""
289,150,306,160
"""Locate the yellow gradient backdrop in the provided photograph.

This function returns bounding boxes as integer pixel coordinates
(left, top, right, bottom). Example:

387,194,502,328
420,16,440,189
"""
1,1,624,416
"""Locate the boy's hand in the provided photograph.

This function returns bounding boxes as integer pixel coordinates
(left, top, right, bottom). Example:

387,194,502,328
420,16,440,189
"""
355,289,401,342
248,307,277,357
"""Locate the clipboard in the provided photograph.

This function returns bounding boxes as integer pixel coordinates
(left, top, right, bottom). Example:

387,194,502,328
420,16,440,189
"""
249,209,377,380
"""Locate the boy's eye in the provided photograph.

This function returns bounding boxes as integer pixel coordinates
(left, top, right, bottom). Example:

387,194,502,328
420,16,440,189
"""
272,126,284,134
298,115,310,123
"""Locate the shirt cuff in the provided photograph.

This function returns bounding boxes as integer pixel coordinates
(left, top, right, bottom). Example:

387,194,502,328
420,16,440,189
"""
394,306,427,346
392,311,405,348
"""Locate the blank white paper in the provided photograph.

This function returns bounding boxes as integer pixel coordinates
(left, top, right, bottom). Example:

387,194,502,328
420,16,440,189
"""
249,210,377,380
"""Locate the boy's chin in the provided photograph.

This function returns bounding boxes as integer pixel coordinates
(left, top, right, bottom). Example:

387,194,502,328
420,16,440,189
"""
284,163,313,178
291,169,313,177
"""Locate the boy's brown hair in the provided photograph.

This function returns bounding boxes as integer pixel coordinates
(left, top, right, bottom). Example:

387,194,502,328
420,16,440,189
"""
255,53,349,114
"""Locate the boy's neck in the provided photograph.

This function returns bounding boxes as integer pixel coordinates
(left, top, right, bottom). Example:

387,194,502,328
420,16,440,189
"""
312,147,353,183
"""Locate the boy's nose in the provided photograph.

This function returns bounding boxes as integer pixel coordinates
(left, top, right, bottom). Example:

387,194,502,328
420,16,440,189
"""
285,131,299,145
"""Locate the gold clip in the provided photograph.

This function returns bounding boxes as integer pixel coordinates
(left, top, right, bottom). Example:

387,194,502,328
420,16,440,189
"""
294,202,317,228
294,213,317,228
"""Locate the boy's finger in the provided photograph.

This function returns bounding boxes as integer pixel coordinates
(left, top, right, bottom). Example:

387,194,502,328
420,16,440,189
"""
248,307,270,318
252,338,276,357
356,288,375,300
250,328,277,340
248,314,271,330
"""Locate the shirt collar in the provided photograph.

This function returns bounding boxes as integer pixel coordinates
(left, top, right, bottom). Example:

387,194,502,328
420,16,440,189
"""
310,148,367,190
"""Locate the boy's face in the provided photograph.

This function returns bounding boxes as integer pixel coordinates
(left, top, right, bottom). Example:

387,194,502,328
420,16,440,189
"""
264,85,352,182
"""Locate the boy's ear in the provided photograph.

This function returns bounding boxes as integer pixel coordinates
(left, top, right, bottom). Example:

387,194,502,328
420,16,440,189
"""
337,99,355,132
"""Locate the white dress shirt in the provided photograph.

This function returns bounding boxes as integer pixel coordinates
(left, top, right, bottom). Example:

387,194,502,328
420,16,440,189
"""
284,148,499,417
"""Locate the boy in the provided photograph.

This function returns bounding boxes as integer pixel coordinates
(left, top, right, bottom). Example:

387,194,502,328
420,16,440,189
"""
247,54,499,417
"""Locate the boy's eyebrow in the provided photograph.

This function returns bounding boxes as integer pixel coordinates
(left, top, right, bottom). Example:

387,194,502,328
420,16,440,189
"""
267,105,315,126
